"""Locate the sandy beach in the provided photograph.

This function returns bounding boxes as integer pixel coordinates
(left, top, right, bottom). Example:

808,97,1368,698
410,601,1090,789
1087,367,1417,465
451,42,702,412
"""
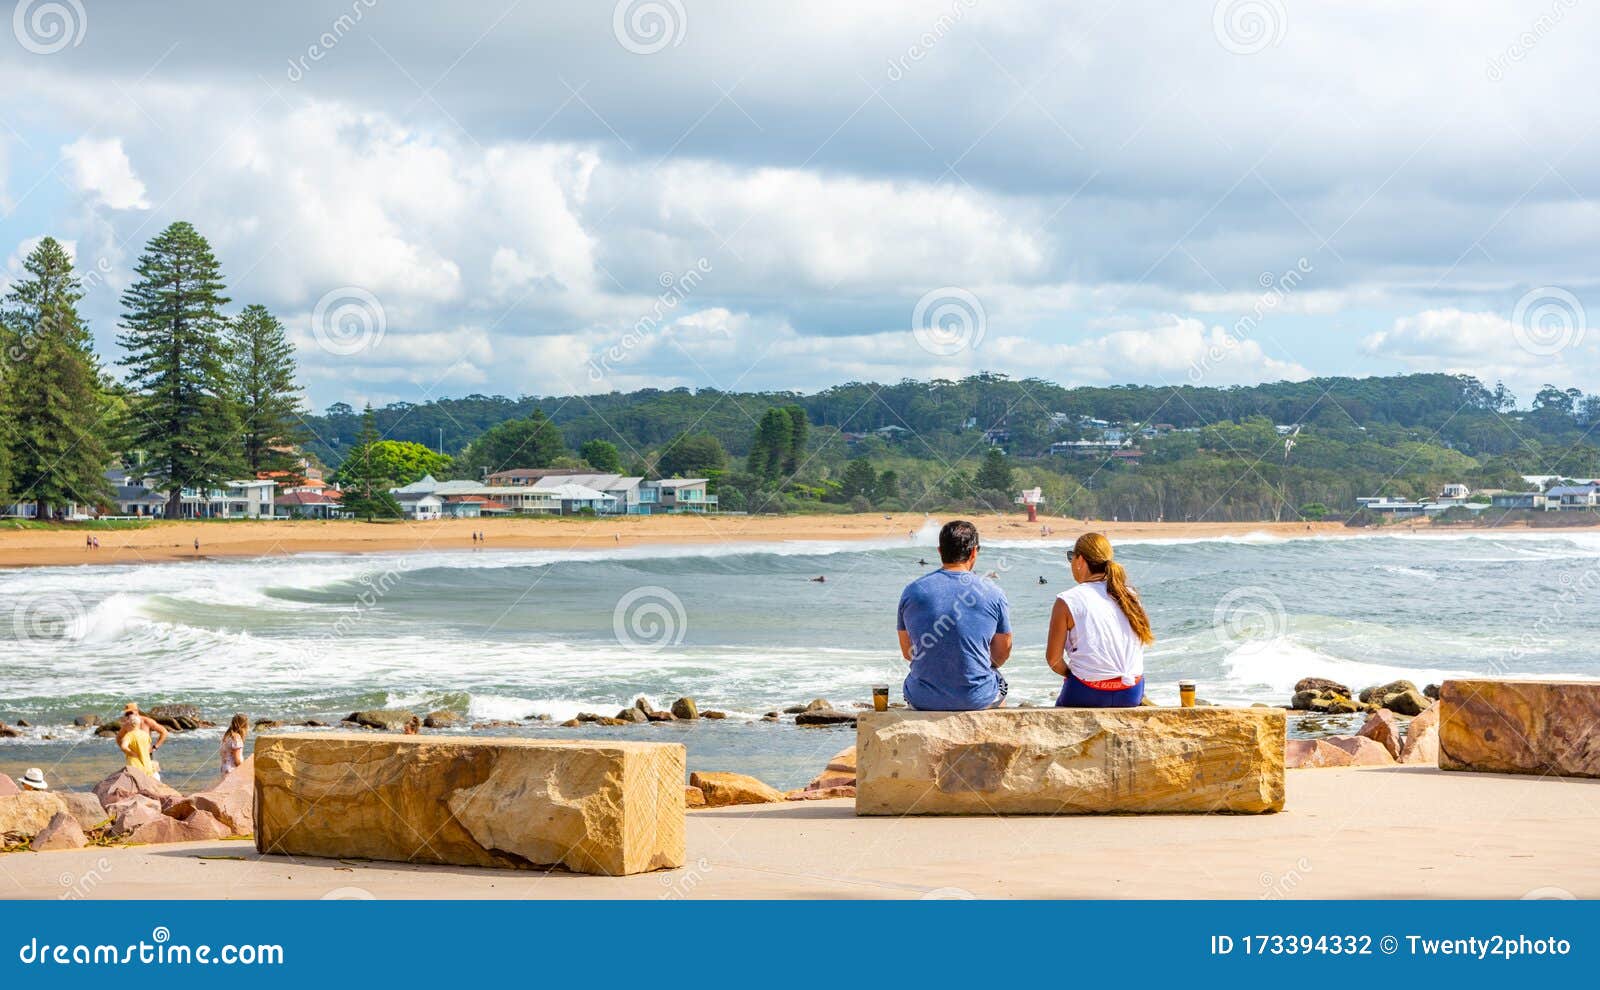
0,514,1505,569
10,766,1598,899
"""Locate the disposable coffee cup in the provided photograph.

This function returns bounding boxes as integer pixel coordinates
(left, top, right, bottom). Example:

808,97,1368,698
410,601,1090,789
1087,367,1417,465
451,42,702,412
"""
872,686,890,712
1178,680,1197,708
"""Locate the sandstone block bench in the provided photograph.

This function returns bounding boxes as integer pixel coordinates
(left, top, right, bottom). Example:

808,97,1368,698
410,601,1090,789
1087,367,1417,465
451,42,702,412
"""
855,707,1285,815
1439,679,1600,779
255,733,685,876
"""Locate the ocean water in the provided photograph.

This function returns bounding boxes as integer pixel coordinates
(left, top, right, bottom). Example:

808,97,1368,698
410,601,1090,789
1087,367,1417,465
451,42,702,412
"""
3,524,1598,790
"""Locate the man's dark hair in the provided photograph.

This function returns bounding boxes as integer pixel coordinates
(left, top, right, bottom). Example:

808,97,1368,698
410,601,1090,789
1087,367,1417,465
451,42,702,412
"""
939,520,980,564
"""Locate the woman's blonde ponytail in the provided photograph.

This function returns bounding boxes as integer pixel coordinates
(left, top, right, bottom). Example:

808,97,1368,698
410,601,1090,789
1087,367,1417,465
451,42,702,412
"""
1074,533,1155,645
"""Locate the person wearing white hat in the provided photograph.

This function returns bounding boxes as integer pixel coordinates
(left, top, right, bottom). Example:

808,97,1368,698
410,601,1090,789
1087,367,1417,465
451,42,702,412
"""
17,768,47,791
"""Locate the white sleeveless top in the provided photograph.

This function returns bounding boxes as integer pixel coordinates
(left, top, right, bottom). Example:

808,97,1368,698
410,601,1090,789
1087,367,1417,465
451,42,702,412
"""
1059,581,1144,685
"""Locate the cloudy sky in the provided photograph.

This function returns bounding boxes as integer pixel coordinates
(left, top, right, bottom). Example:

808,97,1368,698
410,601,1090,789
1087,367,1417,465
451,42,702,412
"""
1,1,1595,409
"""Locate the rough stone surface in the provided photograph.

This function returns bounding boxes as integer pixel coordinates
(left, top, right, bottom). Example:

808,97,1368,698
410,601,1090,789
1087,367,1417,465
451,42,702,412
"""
795,709,857,726
1438,679,1600,778
806,746,857,791
346,709,414,731
1382,689,1431,717
1356,709,1404,760
856,708,1285,815
58,791,110,831
0,775,17,797
616,706,650,724
0,792,68,837
684,785,706,808
423,710,463,729
1325,735,1396,766
166,757,254,835
687,771,786,807
31,811,87,851
146,703,208,731
1400,704,1441,765
127,809,231,845
1360,680,1420,704
1295,677,1352,698
786,786,857,800
671,698,698,720
94,766,181,811
255,733,684,876
108,796,165,837
1285,739,1356,769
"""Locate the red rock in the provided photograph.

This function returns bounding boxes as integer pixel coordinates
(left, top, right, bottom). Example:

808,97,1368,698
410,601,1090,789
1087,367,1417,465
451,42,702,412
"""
1326,735,1396,765
58,792,110,831
126,809,232,845
0,775,18,797
805,746,857,791
31,811,87,851
1439,679,1600,777
166,757,254,835
684,785,707,808
1356,710,1404,760
1285,739,1355,768
108,796,165,837
1401,703,1440,765
785,786,856,800
94,766,181,811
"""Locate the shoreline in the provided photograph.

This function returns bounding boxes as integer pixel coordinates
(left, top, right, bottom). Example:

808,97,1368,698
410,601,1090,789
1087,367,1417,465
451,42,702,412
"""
1,513,1590,570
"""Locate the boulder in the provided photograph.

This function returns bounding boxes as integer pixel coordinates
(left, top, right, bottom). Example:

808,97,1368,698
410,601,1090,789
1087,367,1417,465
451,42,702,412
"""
166,757,254,835
423,710,463,729
0,775,17,798
559,719,581,728
645,710,678,722
1423,683,1441,700
616,707,650,724
93,766,181,811
783,699,832,714
1356,709,1404,760
0,792,68,837
795,709,857,726
1382,689,1431,717
1295,677,1352,698
1358,680,1419,704
806,746,857,791
58,792,109,831
687,771,786,807
684,785,707,808
1290,689,1364,715
94,725,118,737
575,712,603,723
702,711,727,719
303,720,330,727
670,697,699,720
146,703,207,731
856,708,1285,815
74,714,99,727
127,809,231,845
0,724,20,738
634,697,656,715
1325,735,1396,766
32,811,88,851
346,709,414,731
785,786,856,801
254,719,284,730
255,732,685,876
1285,739,1356,769
1400,703,1441,765
1438,679,1600,777
108,796,165,837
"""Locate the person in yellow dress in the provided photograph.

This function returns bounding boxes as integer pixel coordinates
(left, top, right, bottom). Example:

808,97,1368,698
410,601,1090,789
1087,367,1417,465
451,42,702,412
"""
115,703,168,779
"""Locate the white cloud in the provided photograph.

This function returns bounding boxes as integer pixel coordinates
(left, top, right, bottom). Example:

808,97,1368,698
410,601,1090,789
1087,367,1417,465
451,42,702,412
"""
1364,307,1599,399
61,137,150,210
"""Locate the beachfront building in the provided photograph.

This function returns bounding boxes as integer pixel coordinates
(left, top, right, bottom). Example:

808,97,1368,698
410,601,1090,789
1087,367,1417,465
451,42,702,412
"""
1546,484,1600,510
1491,491,1550,511
174,479,277,519
275,490,342,519
649,478,716,512
394,491,444,520
389,473,714,516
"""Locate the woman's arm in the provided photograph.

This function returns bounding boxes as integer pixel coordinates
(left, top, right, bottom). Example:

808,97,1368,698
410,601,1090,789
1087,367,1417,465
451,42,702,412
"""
146,716,169,749
1046,598,1074,677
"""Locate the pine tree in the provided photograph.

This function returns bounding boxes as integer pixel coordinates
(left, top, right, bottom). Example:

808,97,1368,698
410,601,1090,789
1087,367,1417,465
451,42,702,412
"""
335,405,402,519
747,408,790,483
781,405,808,476
1,237,112,518
227,304,306,481
580,438,623,473
117,221,240,517
975,446,1014,493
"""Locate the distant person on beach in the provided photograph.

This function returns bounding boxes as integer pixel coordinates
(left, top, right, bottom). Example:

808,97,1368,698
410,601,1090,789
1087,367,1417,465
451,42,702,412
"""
403,715,421,735
1045,533,1154,708
896,520,1012,710
220,713,248,778
116,703,168,778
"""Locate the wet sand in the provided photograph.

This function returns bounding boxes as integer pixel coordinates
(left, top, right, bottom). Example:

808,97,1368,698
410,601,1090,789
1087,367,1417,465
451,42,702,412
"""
9,766,1597,899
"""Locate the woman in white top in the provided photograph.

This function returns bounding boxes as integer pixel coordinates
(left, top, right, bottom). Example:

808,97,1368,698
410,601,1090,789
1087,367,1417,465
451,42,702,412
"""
219,713,248,778
1045,533,1155,707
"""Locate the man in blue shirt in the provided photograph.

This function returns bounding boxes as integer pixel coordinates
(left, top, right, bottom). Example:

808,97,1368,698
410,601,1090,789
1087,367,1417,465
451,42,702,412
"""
896,520,1013,710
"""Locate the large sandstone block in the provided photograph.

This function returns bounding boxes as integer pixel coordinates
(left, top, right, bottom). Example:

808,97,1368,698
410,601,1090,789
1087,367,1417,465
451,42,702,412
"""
856,707,1284,815
0,792,68,837
1438,679,1600,778
255,733,684,876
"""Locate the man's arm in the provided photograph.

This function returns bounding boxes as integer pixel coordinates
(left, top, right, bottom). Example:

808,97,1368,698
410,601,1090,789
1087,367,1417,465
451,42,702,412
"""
145,716,169,749
898,629,914,662
989,632,1012,668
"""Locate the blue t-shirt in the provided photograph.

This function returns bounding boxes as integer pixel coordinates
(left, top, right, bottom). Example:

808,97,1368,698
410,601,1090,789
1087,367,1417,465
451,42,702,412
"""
897,568,1011,711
